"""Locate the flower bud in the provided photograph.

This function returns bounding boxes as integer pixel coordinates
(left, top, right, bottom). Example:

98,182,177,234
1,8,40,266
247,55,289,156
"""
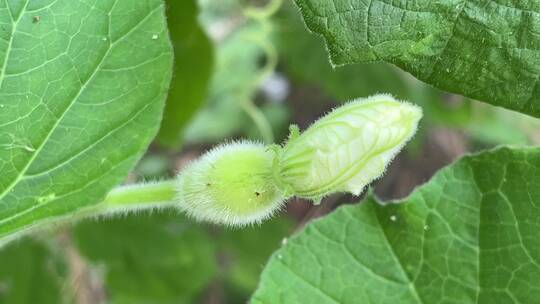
177,141,285,226
273,94,422,202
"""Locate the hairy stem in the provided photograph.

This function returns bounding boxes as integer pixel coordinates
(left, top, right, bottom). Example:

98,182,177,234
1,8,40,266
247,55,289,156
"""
0,181,179,247
90,180,178,216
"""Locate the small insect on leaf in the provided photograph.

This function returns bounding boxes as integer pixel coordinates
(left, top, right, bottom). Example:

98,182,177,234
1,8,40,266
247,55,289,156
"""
273,94,423,201
177,141,286,226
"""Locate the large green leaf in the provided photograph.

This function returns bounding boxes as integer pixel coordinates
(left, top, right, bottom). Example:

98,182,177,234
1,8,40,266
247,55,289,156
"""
293,0,540,117
156,0,213,148
253,147,540,303
0,0,173,241
274,3,476,135
74,212,217,304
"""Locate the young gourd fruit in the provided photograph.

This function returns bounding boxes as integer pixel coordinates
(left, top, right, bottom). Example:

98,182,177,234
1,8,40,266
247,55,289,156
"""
177,142,285,226
177,94,422,225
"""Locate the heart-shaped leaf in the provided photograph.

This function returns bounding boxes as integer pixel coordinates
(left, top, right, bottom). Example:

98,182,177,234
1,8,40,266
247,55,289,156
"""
0,0,173,242
294,0,540,117
253,147,540,303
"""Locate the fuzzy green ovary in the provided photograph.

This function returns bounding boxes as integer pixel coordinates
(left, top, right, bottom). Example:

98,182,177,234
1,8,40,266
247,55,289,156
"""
207,150,279,215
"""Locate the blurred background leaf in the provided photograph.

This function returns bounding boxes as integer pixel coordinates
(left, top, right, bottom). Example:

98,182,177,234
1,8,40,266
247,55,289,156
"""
157,0,214,148
0,238,70,304
217,217,293,302
74,212,217,304
184,0,291,144
71,211,292,304
183,23,271,143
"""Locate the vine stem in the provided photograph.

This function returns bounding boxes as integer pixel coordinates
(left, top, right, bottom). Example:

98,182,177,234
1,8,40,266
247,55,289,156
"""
0,181,179,248
241,99,275,144
239,34,278,144
235,0,281,144
89,180,178,216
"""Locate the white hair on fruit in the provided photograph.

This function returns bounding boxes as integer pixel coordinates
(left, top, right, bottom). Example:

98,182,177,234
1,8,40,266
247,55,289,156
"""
176,141,286,226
